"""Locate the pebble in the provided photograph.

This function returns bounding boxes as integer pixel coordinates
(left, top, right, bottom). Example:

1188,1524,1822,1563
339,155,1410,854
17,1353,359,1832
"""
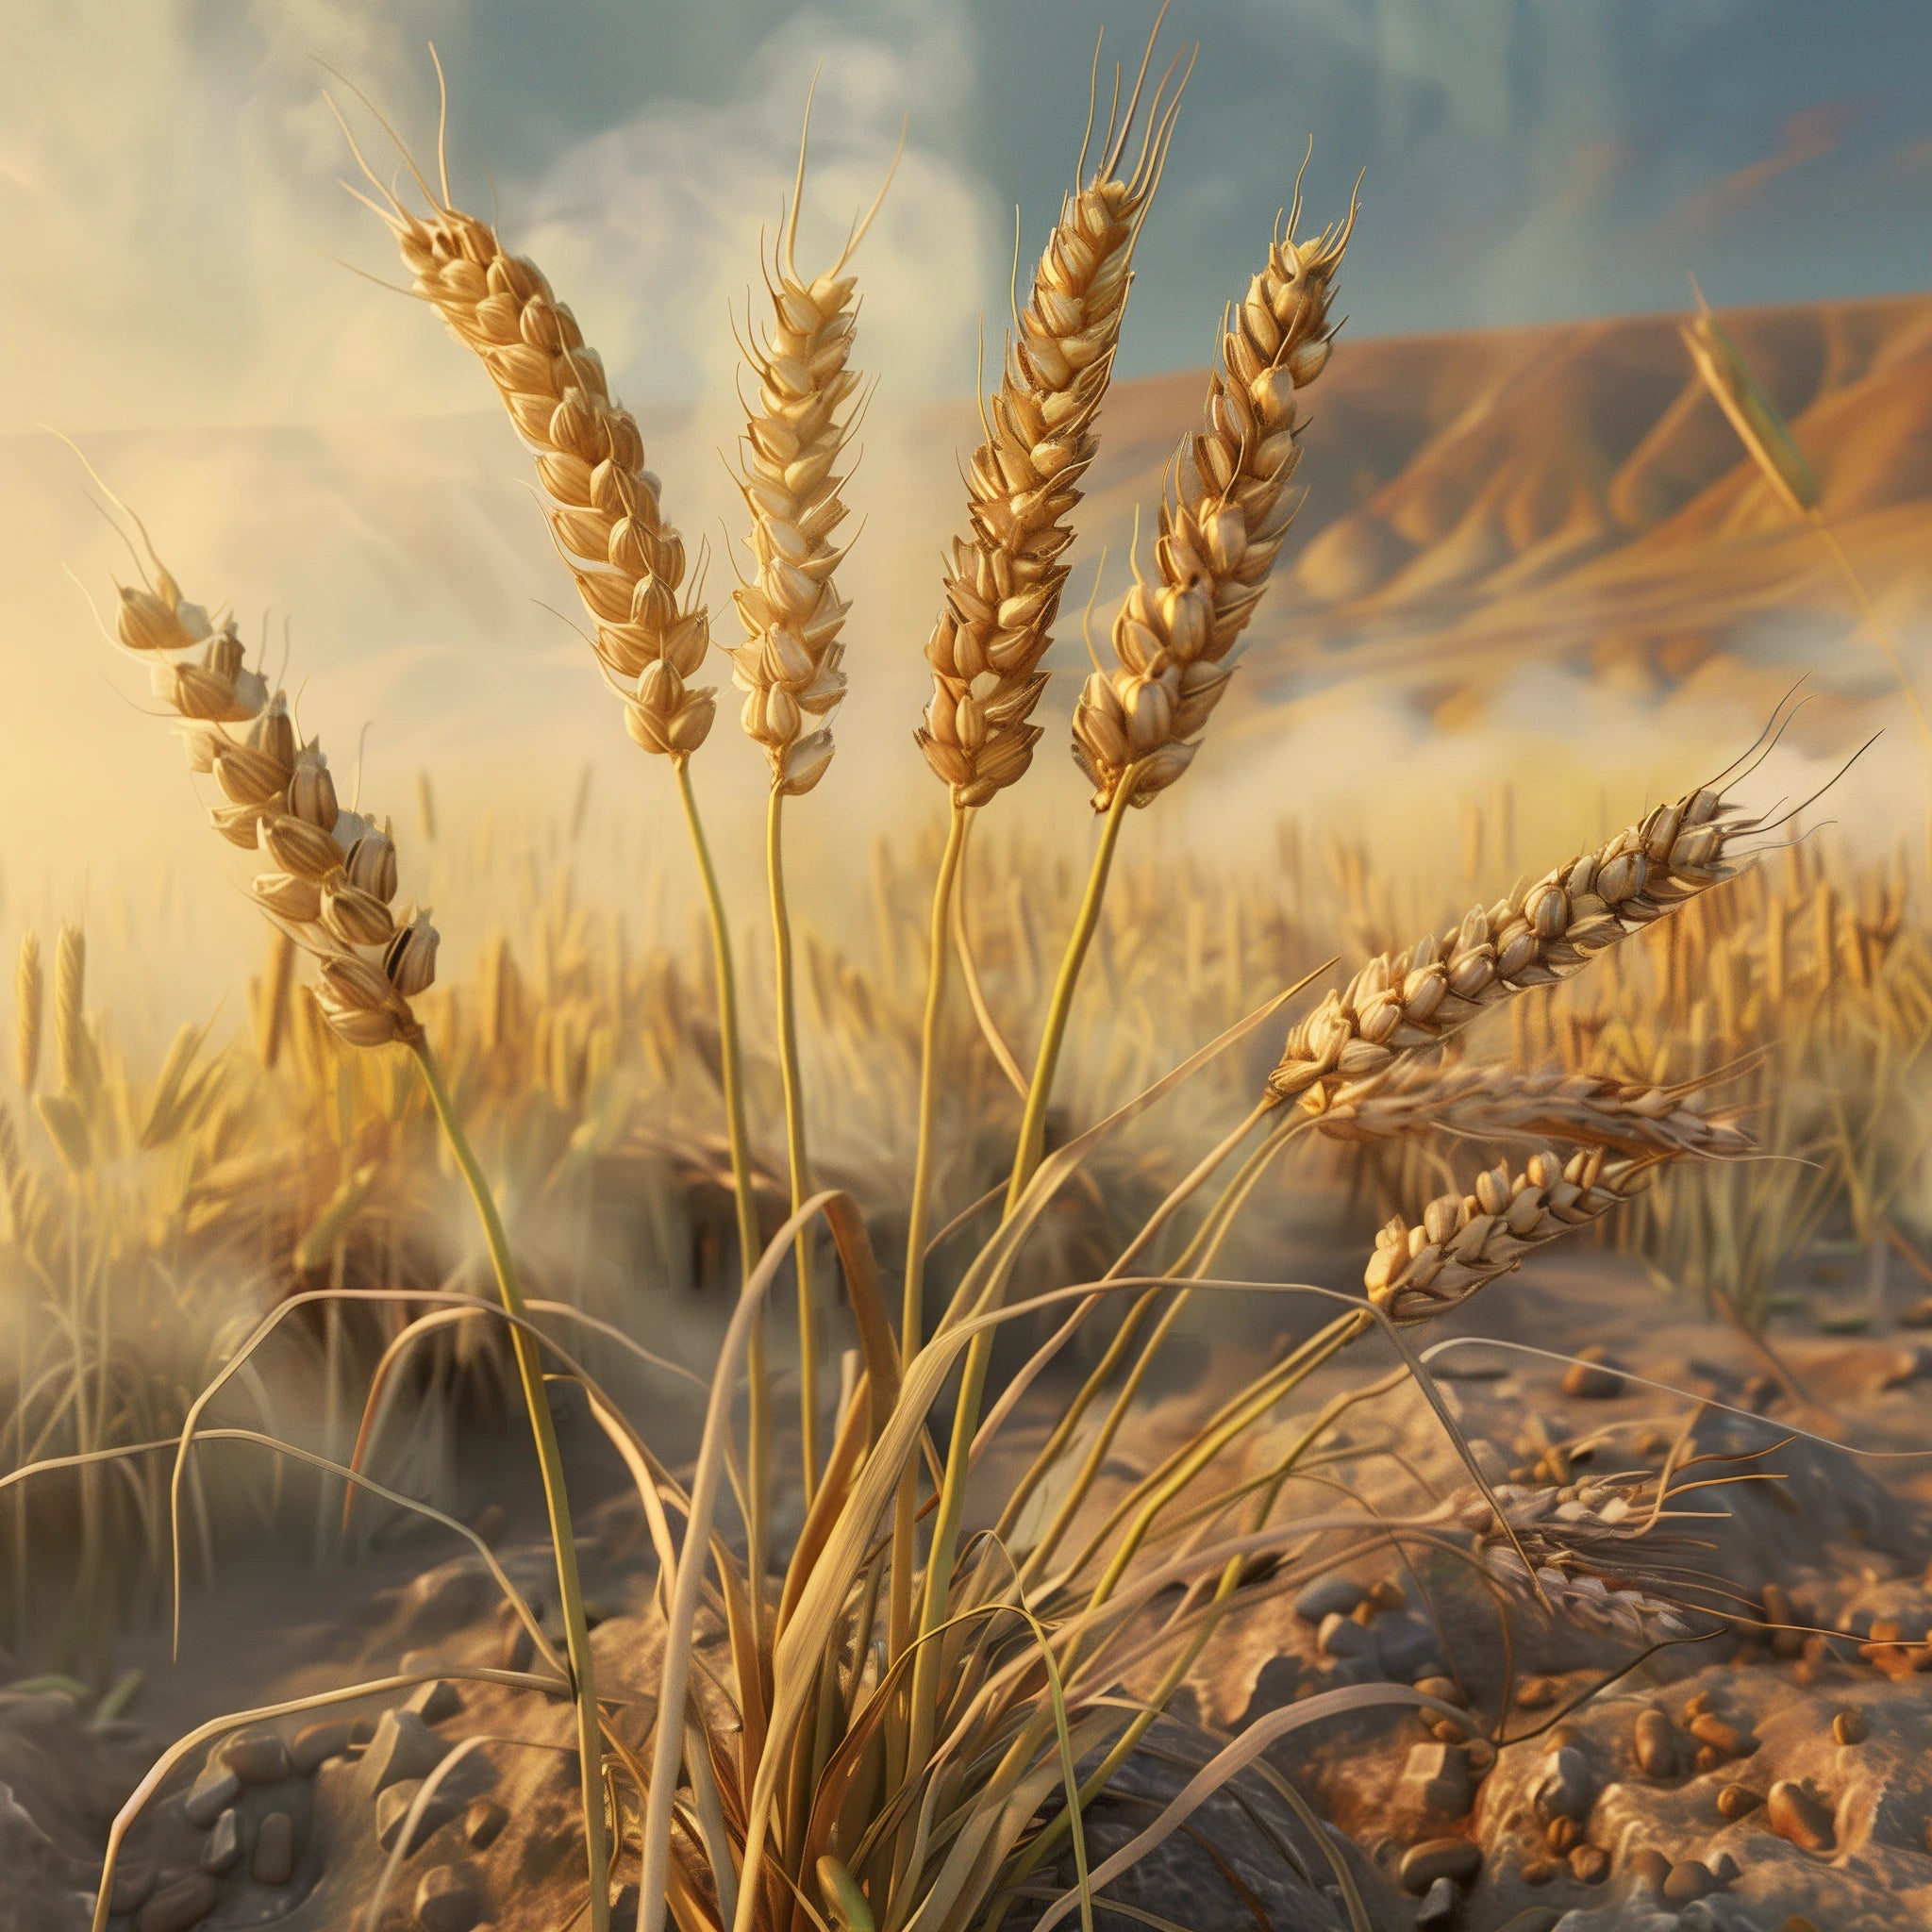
1416,1874,1457,1928
1318,1611,1372,1658
1294,1575,1366,1624
415,1862,487,1932
1568,1843,1609,1884
1689,1713,1756,1758
1833,1707,1867,1744
201,1807,245,1875
223,1728,291,1784
408,1679,463,1725
464,1798,509,1849
1414,1674,1463,1707
1396,1741,1471,1816
1633,1708,1676,1777
499,1624,536,1673
1767,1779,1836,1853
253,1810,297,1885
610,1883,641,1932
1515,1675,1561,1709
292,1719,355,1774
365,1708,451,1792
1521,1857,1557,1885
136,1874,220,1932
1463,1738,1495,1774
1398,1837,1482,1892
1662,1860,1721,1903
111,1861,158,1914
378,1779,459,1854
1627,1847,1670,1890
1561,1347,1624,1399
1717,1783,1763,1819
183,1765,241,1829
1533,1743,1593,1822
1545,1817,1580,1854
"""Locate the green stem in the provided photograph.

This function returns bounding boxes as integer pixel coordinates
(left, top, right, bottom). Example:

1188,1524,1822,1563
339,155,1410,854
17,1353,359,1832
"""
677,757,769,1638
766,783,821,1505
907,773,1139,1777
410,1036,609,1932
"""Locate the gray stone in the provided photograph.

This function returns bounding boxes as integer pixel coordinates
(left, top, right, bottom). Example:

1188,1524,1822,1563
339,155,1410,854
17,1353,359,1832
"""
1294,1575,1365,1624
183,1764,240,1829
252,1809,297,1885
1663,1860,1721,1903
201,1806,245,1876
1394,1741,1470,1816
1374,1611,1447,1682
1317,1611,1371,1658
378,1778,458,1855
463,1798,508,1849
415,1861,486,1932
136,1874,220,1932
1398,1837,1481,1893
222,1729,291,1785
1416,1874,1457,1928
291,1718,354,1774
406,1679,463,1725
365,1708,450,1793
1532,1744,1593,1822
110,1860,158,1914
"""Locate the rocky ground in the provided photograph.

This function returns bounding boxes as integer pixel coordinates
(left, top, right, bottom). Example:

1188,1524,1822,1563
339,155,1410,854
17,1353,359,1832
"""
4,1248,1931,1932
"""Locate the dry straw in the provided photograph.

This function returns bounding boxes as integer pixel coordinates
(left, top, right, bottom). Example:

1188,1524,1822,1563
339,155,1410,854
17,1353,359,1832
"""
1074,172,1353,808
917,42,1189,808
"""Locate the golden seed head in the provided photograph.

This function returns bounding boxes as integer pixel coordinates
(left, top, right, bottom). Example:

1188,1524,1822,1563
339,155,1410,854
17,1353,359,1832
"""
14,931,42,1093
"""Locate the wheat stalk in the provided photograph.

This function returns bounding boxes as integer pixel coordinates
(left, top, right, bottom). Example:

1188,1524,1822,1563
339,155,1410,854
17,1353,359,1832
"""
1074,175,1353,808
1270,779,1753,1105
916,46,1189,808
364,160,715,761
1308,1061,1753,1159
14,933,42,1094
1365,1147,1660,1324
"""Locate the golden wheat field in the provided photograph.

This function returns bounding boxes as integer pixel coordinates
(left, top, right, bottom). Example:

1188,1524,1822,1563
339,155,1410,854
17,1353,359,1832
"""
6,10,1932,1932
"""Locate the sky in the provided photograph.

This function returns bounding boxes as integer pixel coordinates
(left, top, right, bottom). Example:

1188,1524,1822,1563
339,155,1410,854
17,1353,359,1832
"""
5,0,1932,433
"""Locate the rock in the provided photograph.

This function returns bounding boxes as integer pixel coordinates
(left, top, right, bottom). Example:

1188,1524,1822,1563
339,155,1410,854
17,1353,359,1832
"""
498,1624,535,1673
378,1779,459,1854
252,1810,296,1885
1532,1744,1592,1822
610,1883,641,1932
1520,1857,1557,1885
182,1763,241,1830
415,1862,486,1932
1317,1611,1371,1658
1545,1817,1581,1855
201,1807,245,1875
1514,1674,1561,1709
1561,1347,1624,1398
1395,1741,1471,1816
365,1709,450,1793
1626,1847,1670,1890
1416,1874,1457,1928
1689,1713,1756,1758
406,1679,463,1725
1413,1674,1462,1706
1633,1708,1676,1777
464,1798,509,1849
1293,1575,1365,1624
111,1859,159,1913
1833,1707,1867,1744
1398,1837,1481,1893
1717,1783,1763,1819
1767,1779,1835,1853
136,1874,220,1932
1568,1843,1609,1883
1374,1612,1447,1681
223,1728,291,1784
292,1719,355,1774
1663,1859,1721,1902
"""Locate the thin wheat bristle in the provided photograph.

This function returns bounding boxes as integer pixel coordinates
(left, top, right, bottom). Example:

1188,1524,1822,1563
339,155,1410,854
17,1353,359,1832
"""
916,42,1189,808
14,931,42,1093
1680,298,1819,519
1074,184,1354,808
1271,779,1752,1105
387,199,715,759
1364,1146,1659,1324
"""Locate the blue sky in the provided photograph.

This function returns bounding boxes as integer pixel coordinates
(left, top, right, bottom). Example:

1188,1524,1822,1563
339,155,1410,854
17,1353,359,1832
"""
6,0,1932,430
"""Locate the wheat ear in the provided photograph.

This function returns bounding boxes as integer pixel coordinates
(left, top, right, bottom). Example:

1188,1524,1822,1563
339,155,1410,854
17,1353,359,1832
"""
1308,1062,1753,1159
1365,1148,1660,1324
1074,175,1353,808
916,47,1189,807
14,934,42,1094
1271,780,1753,1105
375,187,714,759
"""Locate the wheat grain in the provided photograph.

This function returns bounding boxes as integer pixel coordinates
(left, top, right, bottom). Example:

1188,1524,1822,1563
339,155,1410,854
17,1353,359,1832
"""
14,933,42,1093
1074,180,1352,809
1364,1147,1658,1324
1270,781,1751,1104
54,924,89,1099
371,186,714,760
728,131,885,796
1308,1061,1752,1159
917,51,1188,808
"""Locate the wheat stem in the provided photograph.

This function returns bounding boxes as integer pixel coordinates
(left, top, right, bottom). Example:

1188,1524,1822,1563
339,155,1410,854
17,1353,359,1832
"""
408,1037,609,1932
765,783,822,1504
676,756,768,1640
